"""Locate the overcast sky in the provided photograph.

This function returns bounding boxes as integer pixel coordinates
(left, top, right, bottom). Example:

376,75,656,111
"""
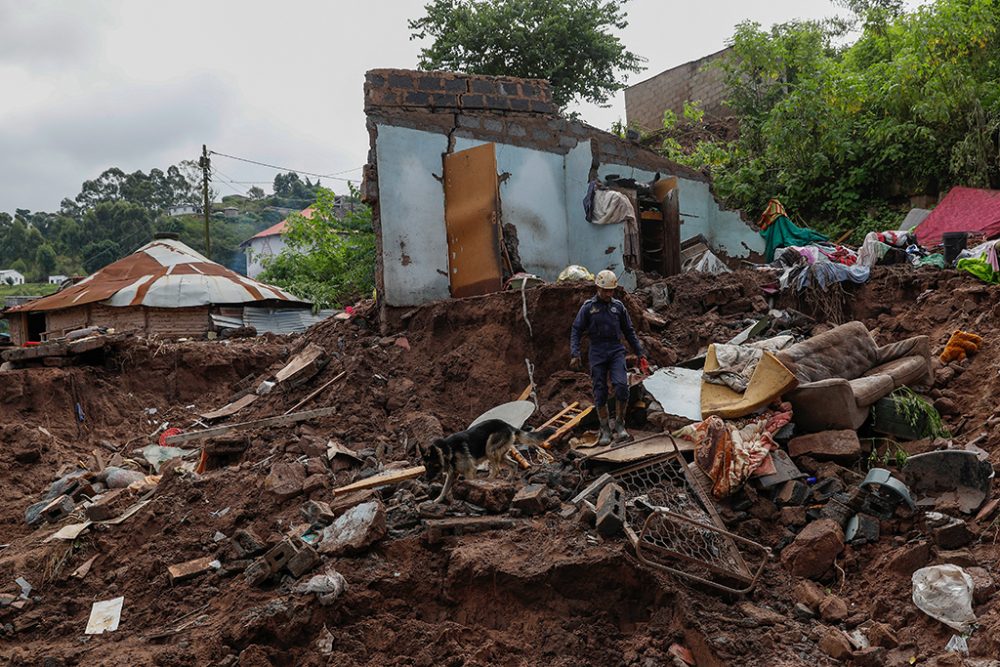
0,0,914,214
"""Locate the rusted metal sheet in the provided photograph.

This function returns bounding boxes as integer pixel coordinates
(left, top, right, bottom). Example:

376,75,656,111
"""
443,143,503,298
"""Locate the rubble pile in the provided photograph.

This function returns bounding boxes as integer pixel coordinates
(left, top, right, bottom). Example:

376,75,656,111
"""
2,267,1000,666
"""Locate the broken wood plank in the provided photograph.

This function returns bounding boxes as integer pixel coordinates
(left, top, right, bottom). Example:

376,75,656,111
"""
516,384,533,401
167,556,218,585
332,466,425,496
283,371,346,416
164,407,337,446
538,403,592,449
570,473,614,505
199,393,258,421
274,343,327,386
424,516,516,544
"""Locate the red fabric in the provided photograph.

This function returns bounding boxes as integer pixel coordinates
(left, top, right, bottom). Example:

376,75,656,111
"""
916,187,1000,246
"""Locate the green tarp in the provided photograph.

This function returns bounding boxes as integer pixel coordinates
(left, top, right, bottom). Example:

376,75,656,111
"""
957,256,1000,284
761,215,829,262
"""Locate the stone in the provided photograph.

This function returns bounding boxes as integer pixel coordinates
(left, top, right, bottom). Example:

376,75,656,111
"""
792,603,816,620
265,462,306,500
933,397,959,416
13,445,41,464
865,621,899,649
300,500,335,526
781,519,845,579
931,549,977,568
886,541,930,575
301,474,328,496
852,647,888,667
453,479,517,513
778,507,807,528
793,580,826,611
84,488,131,522
818,627,853,661
932,519,973,549
318,499,386,555
819,595,849,623
231,528,266,558
304,457,327,476
511,483,549,516
966,566,997,605
846,513,880,544
788,430,862,461
775,480,810,506
737,602,785,626
286,545,320,578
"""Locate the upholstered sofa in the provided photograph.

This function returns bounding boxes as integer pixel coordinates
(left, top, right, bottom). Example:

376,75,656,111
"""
774,321,933,432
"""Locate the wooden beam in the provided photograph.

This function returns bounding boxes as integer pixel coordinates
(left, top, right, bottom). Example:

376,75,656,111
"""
283,371,346,416
164,406,336,446
332,466,425,496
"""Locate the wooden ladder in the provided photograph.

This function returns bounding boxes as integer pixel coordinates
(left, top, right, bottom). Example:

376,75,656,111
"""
537,402,593,449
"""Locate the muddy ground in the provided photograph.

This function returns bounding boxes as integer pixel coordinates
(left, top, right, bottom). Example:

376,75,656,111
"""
1,267,999,666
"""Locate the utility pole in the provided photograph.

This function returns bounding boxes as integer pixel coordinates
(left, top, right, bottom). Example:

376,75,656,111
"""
200,144,211,257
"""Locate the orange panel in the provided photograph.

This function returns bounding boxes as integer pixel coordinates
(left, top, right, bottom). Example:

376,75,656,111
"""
443,143,503,298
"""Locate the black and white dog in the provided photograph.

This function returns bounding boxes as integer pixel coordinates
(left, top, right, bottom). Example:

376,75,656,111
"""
421,419,555,502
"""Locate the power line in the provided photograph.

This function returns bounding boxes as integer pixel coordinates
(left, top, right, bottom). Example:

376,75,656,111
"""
209,150,362,182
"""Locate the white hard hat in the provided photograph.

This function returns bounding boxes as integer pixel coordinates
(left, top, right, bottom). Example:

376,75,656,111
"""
595,270,618,289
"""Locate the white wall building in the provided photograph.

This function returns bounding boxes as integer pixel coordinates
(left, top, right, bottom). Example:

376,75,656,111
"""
241,207,314,279
48,275,69,285
0,269,25,286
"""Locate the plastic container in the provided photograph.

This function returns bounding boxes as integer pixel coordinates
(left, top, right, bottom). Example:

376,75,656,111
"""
871,395,930,440
942,231,968,266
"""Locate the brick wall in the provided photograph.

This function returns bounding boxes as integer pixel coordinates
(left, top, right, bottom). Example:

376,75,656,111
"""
365,69,557,114
624,48,731,132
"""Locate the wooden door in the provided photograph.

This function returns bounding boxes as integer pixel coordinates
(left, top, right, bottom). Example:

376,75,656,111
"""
443,143,503,298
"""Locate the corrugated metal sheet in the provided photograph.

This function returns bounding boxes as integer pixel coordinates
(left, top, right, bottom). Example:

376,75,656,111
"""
242,307,337,334
8,239,310,313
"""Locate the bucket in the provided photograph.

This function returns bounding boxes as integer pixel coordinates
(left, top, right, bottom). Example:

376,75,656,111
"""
942,232,968,266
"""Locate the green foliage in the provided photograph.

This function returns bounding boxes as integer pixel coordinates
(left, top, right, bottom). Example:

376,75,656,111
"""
663,0,1000,235
877,386,951,439
409,0,645,108
258,187,375,309
0,282,58,297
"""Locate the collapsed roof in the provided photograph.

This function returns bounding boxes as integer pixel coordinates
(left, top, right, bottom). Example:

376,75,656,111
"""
7,238,307,314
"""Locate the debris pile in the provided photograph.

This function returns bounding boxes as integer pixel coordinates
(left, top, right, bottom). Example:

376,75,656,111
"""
2,267,1000,665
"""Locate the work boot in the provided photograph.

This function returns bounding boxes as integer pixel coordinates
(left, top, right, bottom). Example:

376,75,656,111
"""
597,406,612,447
614,402,630,441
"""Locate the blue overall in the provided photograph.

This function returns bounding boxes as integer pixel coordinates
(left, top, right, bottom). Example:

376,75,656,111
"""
570,296,644,407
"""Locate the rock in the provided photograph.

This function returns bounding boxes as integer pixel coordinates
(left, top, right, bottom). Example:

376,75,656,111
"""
13,446,41,464
933,397,959,416
301,474,328,496
453,479,517,513
932,519,973,549
231,528,266,558
931,549,977,568
792,603,816,621
934,366,956,387
886,541,930,575
781,519,845,579
846,513,880,544
511,483,549,516
304,457,327,476
788,430,861,461
818,627,853,661
966,566,997,605
318,500,386,555
865,621,899,649
265,462,306,500
793,580,826,611
819,595,849,623
300,500,335,525
775,480,810,506
778,507,807,528
852,647,888,667
737,602,785,626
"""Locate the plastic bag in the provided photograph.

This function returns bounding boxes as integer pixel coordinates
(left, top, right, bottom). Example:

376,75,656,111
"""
295,570,347,606
912,565,976,632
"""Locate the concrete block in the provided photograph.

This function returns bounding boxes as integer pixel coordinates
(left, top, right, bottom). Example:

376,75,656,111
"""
168,556,218,585
41,494,75,523
512,484,548,516
775,480,809,506
286,545,320,578
231,528,266,558
932,519,973,549
595,483,625,537
85,487,130,521
264,540,298,574
244,558,272,587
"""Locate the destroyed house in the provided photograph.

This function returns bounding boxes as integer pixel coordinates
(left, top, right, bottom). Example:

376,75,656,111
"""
2,235,312,345
363,69,762,321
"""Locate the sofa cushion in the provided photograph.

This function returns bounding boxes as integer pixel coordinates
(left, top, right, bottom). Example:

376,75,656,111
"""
849,374,895,407
776,322,879,384
864,356,927,388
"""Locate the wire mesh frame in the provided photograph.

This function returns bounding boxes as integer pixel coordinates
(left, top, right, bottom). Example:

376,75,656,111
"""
610,452,769,595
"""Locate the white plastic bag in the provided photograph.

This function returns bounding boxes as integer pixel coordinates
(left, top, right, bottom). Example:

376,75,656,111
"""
912,565,976,632
295,570,347,606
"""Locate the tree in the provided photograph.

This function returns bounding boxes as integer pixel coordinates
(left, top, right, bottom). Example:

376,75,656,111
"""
259,186,375,309
81,239,122,274
35,244,57,276
408,0,645,108
247,186,266,200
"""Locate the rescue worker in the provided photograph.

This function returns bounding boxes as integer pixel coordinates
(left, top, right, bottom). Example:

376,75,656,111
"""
570,270,648,446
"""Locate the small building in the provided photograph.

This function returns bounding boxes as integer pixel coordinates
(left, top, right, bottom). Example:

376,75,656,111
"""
3,235,312,345
167,204,198,217
222,206,240,218
624,48,732,133
241,207,315,280
48,275,69,285
0,270,25,286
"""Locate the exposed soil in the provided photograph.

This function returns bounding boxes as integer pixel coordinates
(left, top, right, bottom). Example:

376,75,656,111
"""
2,268,999,666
